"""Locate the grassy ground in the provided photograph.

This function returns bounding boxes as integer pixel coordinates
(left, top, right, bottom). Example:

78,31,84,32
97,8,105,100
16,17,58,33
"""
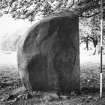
0,50,105,105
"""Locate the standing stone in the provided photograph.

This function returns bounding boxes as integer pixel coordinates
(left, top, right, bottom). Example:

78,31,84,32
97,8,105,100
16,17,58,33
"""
17,11,80,95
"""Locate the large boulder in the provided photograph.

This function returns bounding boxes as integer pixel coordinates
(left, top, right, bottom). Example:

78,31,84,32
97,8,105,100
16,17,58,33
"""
17,11,80,96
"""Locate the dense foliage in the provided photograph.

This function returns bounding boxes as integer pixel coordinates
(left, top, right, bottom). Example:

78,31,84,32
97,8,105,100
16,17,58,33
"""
0,0,105,20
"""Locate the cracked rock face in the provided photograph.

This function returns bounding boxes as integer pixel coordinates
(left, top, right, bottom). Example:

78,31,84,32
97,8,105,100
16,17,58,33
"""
17,11,80,95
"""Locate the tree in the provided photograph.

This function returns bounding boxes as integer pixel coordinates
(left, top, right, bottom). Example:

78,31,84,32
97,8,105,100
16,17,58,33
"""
90,15,100,54
0,0,105,20
79,17,92,50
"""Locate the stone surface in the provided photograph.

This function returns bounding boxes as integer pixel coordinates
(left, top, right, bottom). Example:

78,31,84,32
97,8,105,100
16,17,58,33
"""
17,11,80,95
